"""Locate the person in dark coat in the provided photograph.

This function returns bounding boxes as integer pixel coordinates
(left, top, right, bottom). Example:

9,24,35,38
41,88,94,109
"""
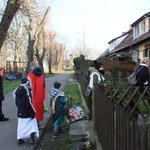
135,57,150,93
50,81,66,138
0,67,9,121
14,77,39,145
130,57,150,120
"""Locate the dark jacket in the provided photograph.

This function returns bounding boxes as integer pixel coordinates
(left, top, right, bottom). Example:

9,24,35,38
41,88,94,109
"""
0,77,4,102
135,63,150,93
15,86,35,118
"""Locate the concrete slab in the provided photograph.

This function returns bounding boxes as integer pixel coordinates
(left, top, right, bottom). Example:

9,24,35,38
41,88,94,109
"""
69,120,89,141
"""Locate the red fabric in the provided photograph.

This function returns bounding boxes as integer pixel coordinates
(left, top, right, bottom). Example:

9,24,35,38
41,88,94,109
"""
27,72,45,121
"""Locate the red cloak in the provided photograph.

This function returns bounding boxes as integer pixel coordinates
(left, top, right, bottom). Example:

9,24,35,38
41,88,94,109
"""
27,72,45,121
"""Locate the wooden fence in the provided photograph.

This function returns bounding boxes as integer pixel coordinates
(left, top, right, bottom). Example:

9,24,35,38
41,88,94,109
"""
76,71,150,150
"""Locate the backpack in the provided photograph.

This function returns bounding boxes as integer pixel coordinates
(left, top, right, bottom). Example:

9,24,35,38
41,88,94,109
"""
127,67,144,85
127,72,137,85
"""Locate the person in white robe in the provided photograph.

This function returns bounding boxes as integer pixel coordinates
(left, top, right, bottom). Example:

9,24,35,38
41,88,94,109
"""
13,77,39,145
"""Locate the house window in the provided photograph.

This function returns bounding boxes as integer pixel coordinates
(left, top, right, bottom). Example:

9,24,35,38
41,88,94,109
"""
147,49,150,58
134,25,139,38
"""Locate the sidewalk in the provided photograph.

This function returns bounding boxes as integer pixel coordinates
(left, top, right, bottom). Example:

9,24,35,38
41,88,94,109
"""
0,73,71,150
35,80,99,150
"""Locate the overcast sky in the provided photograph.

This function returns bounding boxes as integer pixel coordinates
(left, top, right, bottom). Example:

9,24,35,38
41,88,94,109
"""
45,0,150,57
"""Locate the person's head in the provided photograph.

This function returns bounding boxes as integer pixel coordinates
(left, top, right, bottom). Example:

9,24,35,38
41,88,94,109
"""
53,81,62,89
94,61,104,71
141,57,150,66
21,77,31,89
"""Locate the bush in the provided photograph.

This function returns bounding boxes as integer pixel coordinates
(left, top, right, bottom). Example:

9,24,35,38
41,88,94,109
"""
112,66,124,78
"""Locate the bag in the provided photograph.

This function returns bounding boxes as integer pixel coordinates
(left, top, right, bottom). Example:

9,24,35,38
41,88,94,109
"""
127,72,137,85
85,85,92,97
127,67,144,85
65,97,85,124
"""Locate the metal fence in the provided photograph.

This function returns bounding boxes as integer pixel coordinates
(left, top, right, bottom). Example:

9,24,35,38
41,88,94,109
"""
76,71,150,150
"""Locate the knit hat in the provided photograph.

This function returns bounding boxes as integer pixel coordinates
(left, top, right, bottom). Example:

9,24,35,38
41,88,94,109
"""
54,81,62,89
21,77,30,87
94,60,103,70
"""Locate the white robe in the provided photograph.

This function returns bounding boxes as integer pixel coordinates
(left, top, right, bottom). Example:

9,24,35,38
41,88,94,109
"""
17,118,39,140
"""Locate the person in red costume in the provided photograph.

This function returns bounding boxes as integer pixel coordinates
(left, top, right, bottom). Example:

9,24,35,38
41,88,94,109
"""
27,65,45,129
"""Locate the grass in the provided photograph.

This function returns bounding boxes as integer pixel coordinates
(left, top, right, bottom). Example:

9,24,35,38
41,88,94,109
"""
3,73,55,94
3,79,21,93
64,83,82,104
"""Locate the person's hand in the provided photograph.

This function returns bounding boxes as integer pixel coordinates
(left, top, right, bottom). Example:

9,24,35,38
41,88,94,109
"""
144,81,148,85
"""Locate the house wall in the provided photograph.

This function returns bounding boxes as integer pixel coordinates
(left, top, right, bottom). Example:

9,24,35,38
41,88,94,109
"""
140,18,149,35
133,18,149,39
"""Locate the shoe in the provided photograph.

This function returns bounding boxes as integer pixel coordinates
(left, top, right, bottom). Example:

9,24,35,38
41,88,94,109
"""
0,114,9,121
53,132,60,138
58,127,63,133
38,124,44,130
18,139,24,145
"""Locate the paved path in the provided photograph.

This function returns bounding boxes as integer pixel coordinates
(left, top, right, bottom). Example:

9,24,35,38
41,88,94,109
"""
0,73,71,150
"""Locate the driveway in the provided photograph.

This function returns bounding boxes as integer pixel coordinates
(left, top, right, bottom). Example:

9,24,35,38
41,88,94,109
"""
0,73,71,150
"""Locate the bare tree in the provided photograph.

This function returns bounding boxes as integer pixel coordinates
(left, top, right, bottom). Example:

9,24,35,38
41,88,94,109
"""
0,0,22,50
34,28,47,72
44,31,56,74
52,43,64,71
25,6,50,73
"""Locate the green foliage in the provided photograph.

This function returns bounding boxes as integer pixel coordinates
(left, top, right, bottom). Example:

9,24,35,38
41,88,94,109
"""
112,66,124,77
73,57,81,70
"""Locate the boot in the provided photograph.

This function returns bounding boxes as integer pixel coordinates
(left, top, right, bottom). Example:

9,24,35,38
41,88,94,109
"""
30,132,35,144
0,114,9,121
53,132,60,138
17,139,24,145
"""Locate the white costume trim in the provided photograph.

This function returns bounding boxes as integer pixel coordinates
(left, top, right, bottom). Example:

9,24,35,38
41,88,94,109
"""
89,72,105,88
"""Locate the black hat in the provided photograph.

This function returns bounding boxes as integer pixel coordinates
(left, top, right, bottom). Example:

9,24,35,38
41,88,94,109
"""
54,81,62,89
94,60,103,70
21,77,28,84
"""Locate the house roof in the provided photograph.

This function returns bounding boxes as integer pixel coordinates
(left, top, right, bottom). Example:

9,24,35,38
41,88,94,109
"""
108,31,130,44
107,30,150,55
97,48,109,59
130,12,150,27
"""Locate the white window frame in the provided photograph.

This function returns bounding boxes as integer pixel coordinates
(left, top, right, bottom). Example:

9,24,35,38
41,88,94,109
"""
147,49,150,58
134,25,139,38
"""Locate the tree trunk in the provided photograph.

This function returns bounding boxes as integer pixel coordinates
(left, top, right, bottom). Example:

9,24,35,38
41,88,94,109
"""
0,0,21,50
26,39,35,74
49,52,53,74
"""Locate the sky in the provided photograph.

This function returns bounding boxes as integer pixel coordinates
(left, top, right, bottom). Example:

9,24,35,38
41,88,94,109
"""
44,0,150,58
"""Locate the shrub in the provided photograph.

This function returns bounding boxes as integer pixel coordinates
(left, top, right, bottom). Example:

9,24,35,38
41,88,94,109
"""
112,66,124,78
